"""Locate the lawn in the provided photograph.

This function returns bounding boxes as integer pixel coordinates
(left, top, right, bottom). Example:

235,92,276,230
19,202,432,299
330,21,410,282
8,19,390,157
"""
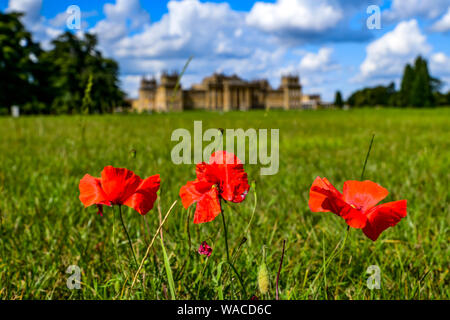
0,108,448,300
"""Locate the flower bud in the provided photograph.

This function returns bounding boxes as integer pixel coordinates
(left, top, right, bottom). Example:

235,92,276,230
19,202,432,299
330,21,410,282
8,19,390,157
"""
258,262,269,295
258,247,269,295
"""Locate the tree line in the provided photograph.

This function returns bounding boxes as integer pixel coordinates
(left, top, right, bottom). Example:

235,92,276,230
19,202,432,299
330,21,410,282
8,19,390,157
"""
335,56,450,108
0,12,124,115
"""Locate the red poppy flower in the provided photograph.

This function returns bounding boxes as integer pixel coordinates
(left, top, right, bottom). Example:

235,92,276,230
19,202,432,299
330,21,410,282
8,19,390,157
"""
79,166,160,216
309,177,407,241
179,151,250,224
198,241,213,257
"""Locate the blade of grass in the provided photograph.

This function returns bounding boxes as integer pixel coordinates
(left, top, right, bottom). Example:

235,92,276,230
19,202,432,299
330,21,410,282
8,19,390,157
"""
361,133,375,180
129,201,177,292
276,239,286,300
169,56,193,111
160,237,176,300
244,181,257,235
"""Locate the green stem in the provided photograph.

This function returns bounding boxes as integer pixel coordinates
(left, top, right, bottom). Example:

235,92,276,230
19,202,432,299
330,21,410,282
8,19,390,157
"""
221,207,230,262
227,261,247,296
112,206,121,270
196,256,210,297
118,205,138,268
244,181,257,235
335,226,350,282
361,134,375,180
220,205,247,297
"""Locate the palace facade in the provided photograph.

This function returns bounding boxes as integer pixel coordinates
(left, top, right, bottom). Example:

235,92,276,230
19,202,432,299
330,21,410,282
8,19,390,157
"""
132,72,321,112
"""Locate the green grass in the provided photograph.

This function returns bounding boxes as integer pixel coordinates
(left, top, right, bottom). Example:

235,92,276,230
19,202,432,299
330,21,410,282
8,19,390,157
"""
0,108,448,300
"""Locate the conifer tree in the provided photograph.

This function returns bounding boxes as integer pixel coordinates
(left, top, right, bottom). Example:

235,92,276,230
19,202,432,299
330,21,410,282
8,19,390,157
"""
400,64,414,107
410,56,433,107
334,91,344,108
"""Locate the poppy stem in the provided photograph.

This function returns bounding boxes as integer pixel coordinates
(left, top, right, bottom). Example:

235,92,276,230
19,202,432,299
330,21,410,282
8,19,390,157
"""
221,206,230,262
361,133,375,180
220,204,247,297
118,205,138,268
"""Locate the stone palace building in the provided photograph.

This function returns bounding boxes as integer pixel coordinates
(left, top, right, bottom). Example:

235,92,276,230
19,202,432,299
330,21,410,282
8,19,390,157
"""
131,72,322,112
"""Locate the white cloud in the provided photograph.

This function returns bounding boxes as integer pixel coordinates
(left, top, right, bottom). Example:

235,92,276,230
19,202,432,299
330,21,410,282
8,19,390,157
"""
299,47,338,72
120,75,142,99
48,11,70,28
91,0,150,44
298,48,340,99
92,0,283,97
6,0,63,47
357,20,431,81
6,0,42,24
430,53,450,91
218,47,288,78
99,1,347,98
246,0,343,33
103,0,149,29
111,0,255,60
431,7,450,32
49,11,93,30
260,47,340,100
384,0,450,21
430,52,450,75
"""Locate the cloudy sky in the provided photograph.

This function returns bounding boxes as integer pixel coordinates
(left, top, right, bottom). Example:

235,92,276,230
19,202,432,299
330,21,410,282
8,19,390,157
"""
1,0,450,101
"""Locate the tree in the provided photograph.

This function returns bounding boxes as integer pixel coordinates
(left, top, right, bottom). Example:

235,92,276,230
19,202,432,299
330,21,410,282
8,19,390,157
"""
334,91,344,108
400,64,414,107
410,56,433,107
41,32,124,114
347,55,445,108
346,83,396,107
0,13,124,115
399,56,439,107
0,12,42,113
433,90,450,106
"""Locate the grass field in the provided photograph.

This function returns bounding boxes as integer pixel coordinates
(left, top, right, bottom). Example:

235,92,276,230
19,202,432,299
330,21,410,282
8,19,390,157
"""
0,108,448,300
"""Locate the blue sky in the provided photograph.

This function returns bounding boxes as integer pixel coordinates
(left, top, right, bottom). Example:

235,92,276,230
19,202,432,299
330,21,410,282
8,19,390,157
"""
1,0,450,101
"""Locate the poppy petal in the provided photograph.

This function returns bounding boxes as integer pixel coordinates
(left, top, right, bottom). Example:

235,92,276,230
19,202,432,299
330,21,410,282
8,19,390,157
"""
220,165,249,203
209,150,242,165
208,151,249,203
123,174,160,215
343,180,389,212
320,196,367,228
180,179,214,209
100,166,142,204
309,177,367,228
362,200,407,241
309,177,342,212
79,174,110,208
180,181,201,209
193,187,221,224
335,201,368,228
196,162,219,184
